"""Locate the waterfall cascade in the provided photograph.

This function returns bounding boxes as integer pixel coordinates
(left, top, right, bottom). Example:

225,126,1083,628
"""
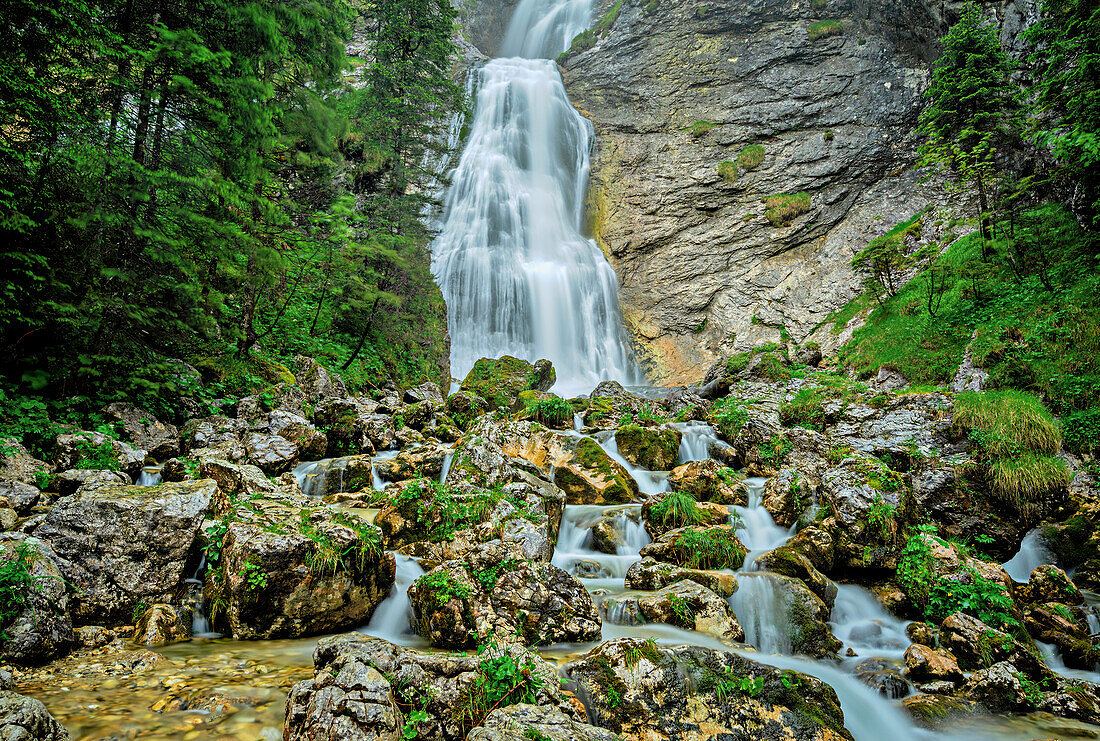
430,0,638,396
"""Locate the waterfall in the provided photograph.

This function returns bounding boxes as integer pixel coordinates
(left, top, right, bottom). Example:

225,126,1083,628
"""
431,0,638,397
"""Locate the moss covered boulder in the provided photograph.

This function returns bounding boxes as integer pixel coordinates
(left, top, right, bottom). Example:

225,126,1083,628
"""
668,458,748,504
624,557,740,597
639,524,747,571
459,356,555,410
601,580,745,641
614,424,681,470
567,638,853,741
554,437,639,505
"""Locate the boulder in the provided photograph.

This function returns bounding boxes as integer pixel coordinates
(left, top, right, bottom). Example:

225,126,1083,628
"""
443,391,489,430
296,455,374,498
103,402,179,459
408,542,600,649
132,603,192,646
668,459,747,504
53,431,145,477
180,415,248,459
613,424,681,471
853,658,909,699
264,410,328,460
767,573,842,658
0,440,48,487
602,580,745,642
624,557,739,598
939,612,1050,680
295,355,348,404
404,382,445,406
0,691,69,741
641,493,729,540
902,694,979,730
567,639,853,740
459,356,555,410
0,535,72,666
243,432,298,475
639,524,746,571
961,661,1034,712
469,704,616,741
1028,564,1083,605
762,469,813,528
1024,602,1099,669
33,479,215,624
0,482,39,516
903,644,963,686
213,506,394,639
311,399,385,457
553,438,639,505
52,468,130,497
284,634,580,741
757,546,837,607
373,442,451,483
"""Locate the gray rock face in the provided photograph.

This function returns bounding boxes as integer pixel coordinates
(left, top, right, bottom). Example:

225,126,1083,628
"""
53,432,145,478
0,482,39,516
102,402,180,459
558,0,955,382
295,355,349,405
33,479,215,624
0,690,70,741
470,704,617,741
0,440,48,487
0,535,72,666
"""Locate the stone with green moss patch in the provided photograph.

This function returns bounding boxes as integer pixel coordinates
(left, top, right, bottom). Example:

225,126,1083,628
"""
459,356,555,411
614,424,681,471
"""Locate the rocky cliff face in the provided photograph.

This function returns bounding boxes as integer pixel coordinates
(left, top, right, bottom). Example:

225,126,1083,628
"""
459,0,1036,385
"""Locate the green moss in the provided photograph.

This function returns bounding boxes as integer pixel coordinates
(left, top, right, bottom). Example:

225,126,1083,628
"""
737,144,766,171
460,356,551,410
807,20,844,41
615,424,680,470
572,437,635,501
667,526,746,570
684,121,717,138
764,192,811,226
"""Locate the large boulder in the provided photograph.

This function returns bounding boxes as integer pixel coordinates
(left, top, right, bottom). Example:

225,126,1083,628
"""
553,438,639,505
102,402,180,459
0,440,47,486
373,442,451,483
762,468,814,528
443,391,489,430
243,432,298,475
284,634,581,741
459,356,555,410
33,479,215,624
566,639,853,740
212,505,394,639
668,459,747,504
613,424,681,471
312,398,390,457
624,557,739,598
939,612,1050,681
296,455,374,499
0,691,69,740
469,704,616,741
0,481,39,516
601,580,745,641
180,415,248,460
295,355,348,404
53,431,145,477
0,535,72,666
756,545,837,608
51,468,130,497
263,410,328,460
1027,565,1083,605
903,644,964,687
132,603,192,646
408,542,600,649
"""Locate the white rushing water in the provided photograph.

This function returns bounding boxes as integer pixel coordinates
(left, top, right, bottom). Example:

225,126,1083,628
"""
830,584,911,663
430,0,637,397
360,554,427,647
1002,528,1055,582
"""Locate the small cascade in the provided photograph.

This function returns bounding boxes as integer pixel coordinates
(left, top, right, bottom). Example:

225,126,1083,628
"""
829,584,910,662
728,573,793,655
438,453,454,484
372,450,400,491
360,554,427,647
552,504,648,587
293,459,335,498
184,557,218,638
595,431,670,496
499,0,593,58
136,465,162,487
1003,528,1055,582
672,421,730,464
734,477,794,567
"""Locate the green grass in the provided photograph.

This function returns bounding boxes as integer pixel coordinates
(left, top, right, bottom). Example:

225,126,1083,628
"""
670,527,745,570
779,388,827,430
650,491,706,528
522,395,572,426
558,0,623,62
807,20,844,41
765,192,811,226
685,121,717,138
988,454,1070,508
953,390,1062,457
717,161,738,183
738,144,766,171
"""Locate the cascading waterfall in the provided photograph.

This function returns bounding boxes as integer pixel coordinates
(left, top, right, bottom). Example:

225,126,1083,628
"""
431,0,638,397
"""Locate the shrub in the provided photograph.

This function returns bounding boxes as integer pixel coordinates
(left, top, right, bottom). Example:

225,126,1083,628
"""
1063,407,1100,456
455,643,544,733
737,144,766,171
670,527,745,570
779,388,827,430
764,192,811,226
524,396,572,426
807,20,844,41
650,491,705,528
717,161,738,183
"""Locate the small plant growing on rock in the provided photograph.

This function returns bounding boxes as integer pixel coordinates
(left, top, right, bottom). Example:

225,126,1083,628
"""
807,20,844,41
650,491,705,528
764,192,812,226
779,387,827,430
0,544,38,639
416,570,473,607
710,397,749,440
454,642,544,733
240,559,268,591
523,396,572,427
717,161,738,183
667,592,694,624
737,144,766,171
684,120,717,138
671,527,745,570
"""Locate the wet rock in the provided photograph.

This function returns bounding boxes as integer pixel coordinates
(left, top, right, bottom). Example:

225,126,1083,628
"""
180,415,248,460
459,356,555,410
297,455,373,499
52,468,131,496
603,580,745,642
854,658,909,699
103,402,180,459
243,432,298,475
284,634,579,741
782,525,836,574
73,625,118,650
554,438,639,505
767,573,843,658
962,661,1035,712
939,613,1049,680
762,468,813,528
470,703,617,741
0,439,48,486
902,693,979,730
0,670,9,691
1028,564,1083,605
215,505,394,639
0,534,72,666
0,481,39,516
906,622,937,647
443,391,489,430
567,638,853,740
624,557,739,598
262,411,327,460
54,431,146,478
641,493,729,540
311,399,384,457
590,516,625,555
903,644,963,686
198,459,283,507
34,479,215,624
1024,602,1099,670
613,424,681,471
1042,678,1100,725
404,381,445,406
408,541,600,649
757,546,837,608
295,355,348,404
373,442,450,483
0,690,70,740
667,459,747,505
132,603,192,646
639,524,746,571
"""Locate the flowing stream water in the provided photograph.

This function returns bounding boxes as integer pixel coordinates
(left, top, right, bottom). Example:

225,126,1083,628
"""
429,0,637,396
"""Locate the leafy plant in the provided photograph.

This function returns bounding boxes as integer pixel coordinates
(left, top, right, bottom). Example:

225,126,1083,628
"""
710,397,749,439
454,643,544,733
415,570,472,606
240,559,268,591
523,396,572,427
667,592,694,624
0,544,38,640
650,491,706,528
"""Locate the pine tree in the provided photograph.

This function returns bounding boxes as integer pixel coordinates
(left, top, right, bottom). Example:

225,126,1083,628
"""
918,4,1021,257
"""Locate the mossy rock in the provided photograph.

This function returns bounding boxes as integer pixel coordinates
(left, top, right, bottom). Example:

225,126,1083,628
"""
459,356,556,410
554,438,639,505
614,424,682,471
902,694,979,730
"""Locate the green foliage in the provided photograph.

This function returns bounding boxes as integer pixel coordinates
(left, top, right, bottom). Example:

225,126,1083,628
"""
650,491,706,529
524,396,573,427
454,643,544,733
685,121,717,138
737,144,766,171
757,434,792,466
391,478,511,542
0,544,38,640
1063,408,1100,456
851,212,925,300
670,527,745,570
402,709,431,740
866,495,897,538
666,592,694,624
779,388,827,430
710,397,749,439
717,161,738,183
807,20,844,41
472,559,520,592
764,192,811,226
239,560,268,591
415,570,472,606
558,0,623,62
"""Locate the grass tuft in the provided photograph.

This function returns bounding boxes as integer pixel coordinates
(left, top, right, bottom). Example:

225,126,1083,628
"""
953,390,1061,457
737,144,766,171
807,20,844,41
764,192,811,226
717,161,738,183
